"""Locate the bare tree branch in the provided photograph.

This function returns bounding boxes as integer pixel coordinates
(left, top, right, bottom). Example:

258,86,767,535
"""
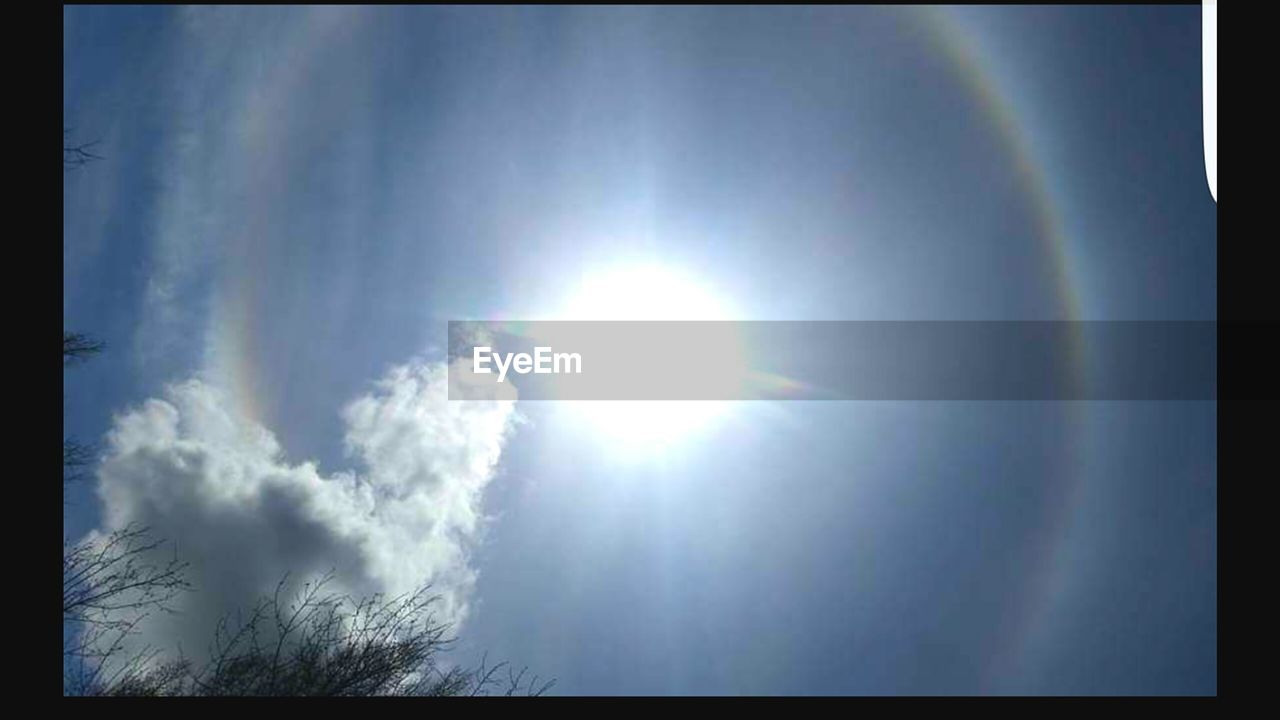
63,524,191,632
64,331,105,366
63,438,93,485
64,129,102,170
77,573,554,696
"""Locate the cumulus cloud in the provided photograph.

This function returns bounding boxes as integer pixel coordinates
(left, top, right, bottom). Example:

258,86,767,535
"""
87,357,517,663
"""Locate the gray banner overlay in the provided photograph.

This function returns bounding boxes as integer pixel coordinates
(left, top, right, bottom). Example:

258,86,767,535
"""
447,321,1216,401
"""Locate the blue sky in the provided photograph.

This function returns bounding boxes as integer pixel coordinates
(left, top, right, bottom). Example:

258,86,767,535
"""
64,6,1215,694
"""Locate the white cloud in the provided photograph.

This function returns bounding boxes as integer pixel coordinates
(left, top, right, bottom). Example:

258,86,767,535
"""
88,357,517,664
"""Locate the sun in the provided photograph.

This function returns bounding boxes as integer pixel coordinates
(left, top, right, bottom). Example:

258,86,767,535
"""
553,262,739,455
561,263,734,323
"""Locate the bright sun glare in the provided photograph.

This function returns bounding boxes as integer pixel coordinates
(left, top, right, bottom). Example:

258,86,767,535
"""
555,262,738,455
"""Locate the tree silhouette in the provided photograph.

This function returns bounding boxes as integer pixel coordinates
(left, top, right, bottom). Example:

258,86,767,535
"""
63,331,106,487
62,525,192,694
63,326,194,693
70,574,554,697
63,331,105,366
64,129,102,171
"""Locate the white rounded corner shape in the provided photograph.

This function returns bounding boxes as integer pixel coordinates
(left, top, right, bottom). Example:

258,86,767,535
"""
1203,1,1217,202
